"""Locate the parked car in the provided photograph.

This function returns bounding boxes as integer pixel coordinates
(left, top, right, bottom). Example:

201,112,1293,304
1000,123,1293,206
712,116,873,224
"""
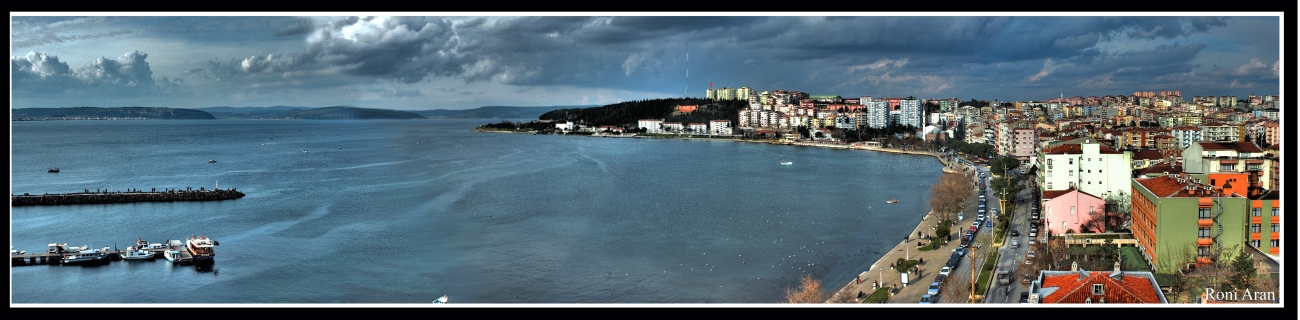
1029,229,1037,237
920,294,936,304
1028,238,1036,245
939,266,952,276
928,282,942,295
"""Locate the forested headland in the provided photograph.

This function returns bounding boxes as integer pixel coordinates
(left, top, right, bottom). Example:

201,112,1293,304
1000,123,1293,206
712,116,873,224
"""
539,98,749,127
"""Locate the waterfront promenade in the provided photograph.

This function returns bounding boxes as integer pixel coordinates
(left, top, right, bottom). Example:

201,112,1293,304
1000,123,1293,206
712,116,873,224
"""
828,157,981,304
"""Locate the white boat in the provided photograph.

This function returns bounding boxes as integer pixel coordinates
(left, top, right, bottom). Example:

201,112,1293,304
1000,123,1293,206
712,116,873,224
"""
186,235,218,263
434,295,449,304
63,248,109,265
780,160,793,166
119,248,156,260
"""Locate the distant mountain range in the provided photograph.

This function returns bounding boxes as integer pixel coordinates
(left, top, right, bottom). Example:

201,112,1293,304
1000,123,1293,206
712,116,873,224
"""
11,107,216,119
11,105,589,121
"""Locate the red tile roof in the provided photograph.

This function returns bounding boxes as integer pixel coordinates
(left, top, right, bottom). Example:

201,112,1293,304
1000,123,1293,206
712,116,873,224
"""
1197,141,1264,153
1132,149,1163,160
1039,271,1165,303
1042,142,1122,155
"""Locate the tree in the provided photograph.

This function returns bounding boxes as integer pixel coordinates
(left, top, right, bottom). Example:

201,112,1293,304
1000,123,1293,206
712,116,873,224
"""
927,173,973,222
784,274,829,303
1230,249,1256,291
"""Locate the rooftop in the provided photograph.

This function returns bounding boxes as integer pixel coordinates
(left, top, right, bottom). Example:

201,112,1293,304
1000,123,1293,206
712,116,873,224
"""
1134,174,1243,198
1197,141,1264,153
1037,269,1167,303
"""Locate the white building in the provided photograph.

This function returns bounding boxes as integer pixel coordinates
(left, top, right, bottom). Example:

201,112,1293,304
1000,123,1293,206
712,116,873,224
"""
1038,138,1133,200
899,98,924,128
710,120,732,136
638,119,664,133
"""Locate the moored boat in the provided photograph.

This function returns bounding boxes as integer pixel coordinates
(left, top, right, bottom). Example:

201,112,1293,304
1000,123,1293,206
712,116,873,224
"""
63,248,109,266
886,197,899,204
186,235,218,263
48,167,59,173
119,248,156,260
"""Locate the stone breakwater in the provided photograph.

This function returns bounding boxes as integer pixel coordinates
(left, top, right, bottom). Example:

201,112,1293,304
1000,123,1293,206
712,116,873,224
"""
11,188,245,206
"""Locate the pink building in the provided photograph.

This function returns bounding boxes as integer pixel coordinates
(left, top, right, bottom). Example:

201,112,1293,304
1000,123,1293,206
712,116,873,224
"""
1041,187,1108,235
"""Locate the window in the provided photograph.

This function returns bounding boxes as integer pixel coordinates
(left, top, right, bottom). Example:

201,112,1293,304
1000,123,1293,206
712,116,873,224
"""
1272,208,1278,216
1271,224,1279,232
1069,170,1074,176
1252,240,1261,248
1251,224,1261,233
1199,208,1211,219
1071,206,1076,215
1253,208,1261,217
1098,169,1102,173
1089,206,1095,214
1220,163,1235,171
1070,158,1074,165
1198,246,1210,257
1199,227,1211,238
1270,240,1279,248
1047,182,1053,189
1092,284,1104,295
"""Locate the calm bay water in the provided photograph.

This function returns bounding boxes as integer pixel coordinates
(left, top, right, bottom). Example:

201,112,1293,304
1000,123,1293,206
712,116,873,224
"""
10,119,942,304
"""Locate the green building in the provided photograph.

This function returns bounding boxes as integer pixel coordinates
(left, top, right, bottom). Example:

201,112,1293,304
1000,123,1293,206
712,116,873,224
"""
1131,175,1250,274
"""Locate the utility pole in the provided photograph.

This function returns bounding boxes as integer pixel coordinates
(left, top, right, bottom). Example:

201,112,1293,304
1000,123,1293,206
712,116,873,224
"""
969,246,980,303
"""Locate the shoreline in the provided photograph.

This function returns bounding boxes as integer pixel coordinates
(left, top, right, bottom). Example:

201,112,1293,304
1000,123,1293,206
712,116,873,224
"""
829,159,979,304
477,129,974,304
475,128,955,171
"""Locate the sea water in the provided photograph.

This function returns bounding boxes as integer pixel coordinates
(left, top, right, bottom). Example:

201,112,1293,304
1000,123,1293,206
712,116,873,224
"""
10,119,942,304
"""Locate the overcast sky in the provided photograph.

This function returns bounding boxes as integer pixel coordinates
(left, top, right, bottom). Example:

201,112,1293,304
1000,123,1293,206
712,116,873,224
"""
11,13,1282,110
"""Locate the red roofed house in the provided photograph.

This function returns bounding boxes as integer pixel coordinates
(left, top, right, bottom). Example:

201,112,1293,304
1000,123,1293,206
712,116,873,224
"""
1029,261,1168,303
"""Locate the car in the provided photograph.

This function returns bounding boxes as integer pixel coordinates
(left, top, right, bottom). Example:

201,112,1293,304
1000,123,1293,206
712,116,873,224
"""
1028,238,1037,245
1010,239,1019,248
1029,229,1037,237
920,294,936,304
1010,230,1019,237
927,282,942,295
939,266,952,276
1027,250,1036,258
1020,292,1030,304
946,257,960,268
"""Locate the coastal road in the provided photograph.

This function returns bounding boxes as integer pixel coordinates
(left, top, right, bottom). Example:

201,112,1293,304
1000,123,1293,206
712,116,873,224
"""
985,169,1036,304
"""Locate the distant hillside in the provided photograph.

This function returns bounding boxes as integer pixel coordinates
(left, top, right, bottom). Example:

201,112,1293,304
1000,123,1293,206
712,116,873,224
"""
412,106,580,119
285,106,425,120
11,107,215,119
539,98,747,127
197,106,311,118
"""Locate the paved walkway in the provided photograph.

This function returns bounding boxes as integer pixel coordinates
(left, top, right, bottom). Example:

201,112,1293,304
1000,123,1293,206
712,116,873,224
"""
828,157,986,304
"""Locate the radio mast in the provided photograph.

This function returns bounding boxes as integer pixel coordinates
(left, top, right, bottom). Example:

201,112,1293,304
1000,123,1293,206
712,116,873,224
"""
684,43,689,98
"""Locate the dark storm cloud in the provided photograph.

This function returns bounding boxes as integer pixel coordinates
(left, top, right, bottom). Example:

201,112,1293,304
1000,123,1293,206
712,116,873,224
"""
275,19,316,37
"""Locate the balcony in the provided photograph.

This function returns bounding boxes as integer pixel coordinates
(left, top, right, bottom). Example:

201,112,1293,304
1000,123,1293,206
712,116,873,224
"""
1197,238,1214,246
1198,219,1214,227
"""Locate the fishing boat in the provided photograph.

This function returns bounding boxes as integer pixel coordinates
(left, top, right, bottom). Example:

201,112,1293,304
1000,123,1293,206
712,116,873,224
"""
48,167,59,173
186,235,218,263
208,159,217,163
886,197,899,204
780,160,793,166
163,249,191,264
434,295,449,304
119,247,156,260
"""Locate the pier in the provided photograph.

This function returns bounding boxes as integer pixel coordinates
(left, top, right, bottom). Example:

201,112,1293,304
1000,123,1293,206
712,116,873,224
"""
11,188,244,207
13,240,207,266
